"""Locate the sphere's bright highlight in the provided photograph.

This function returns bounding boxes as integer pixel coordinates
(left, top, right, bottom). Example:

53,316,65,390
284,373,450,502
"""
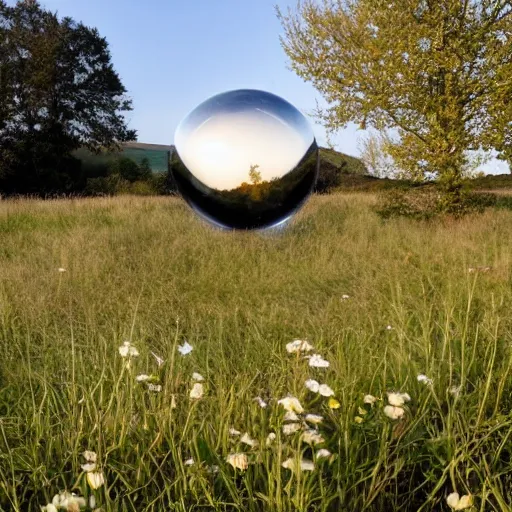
173,89,319,230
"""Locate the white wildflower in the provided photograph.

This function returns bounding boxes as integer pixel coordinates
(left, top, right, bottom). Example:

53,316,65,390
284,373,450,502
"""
192,372,204,381
118,341,139,358
305,379,320,393
301,429,325,445
147,383,162,392
136,374,150,382
307,354,330,368
178,341,193,355
86,471,105,490
316,448,332,459
319,384,335,396
417,374,433,386
384,405,405,420
387,392,411,407
226,453,248,471
240,433,258,448
266,432,276,446
277,396,304,413
286,339,314,354
282,422,302,435
189,382,204,399
305,414,323,425
281,457,315,472
446,492,473,510
82,451,97,463
299,458,315,471
363,394,377,404
80,463,96,473
52,492,86,509
283,410,300,422
184,458,194,466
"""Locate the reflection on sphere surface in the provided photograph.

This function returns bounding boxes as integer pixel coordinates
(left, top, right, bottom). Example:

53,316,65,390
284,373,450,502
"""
173,89,319,230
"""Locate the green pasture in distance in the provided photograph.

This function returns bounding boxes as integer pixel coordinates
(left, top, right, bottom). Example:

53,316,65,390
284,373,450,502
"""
73,143,174,175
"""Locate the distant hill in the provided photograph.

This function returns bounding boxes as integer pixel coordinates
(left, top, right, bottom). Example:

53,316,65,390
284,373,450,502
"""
318,147,368,176
317,147,512,192
74,143,174,177
316,146,379,193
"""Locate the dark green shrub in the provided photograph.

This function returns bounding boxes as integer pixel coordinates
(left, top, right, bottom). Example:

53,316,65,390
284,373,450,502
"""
84,175,129,196
375,187,441,220
463,192,498,210
494,195,512,210
150,171,178,195
375,187,502,220
107,157,149,183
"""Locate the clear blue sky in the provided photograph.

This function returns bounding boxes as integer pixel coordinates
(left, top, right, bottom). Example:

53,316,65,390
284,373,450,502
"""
11,0,511,175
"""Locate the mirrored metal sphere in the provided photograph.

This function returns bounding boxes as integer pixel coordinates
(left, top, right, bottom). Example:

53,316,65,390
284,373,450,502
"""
173,89,319,230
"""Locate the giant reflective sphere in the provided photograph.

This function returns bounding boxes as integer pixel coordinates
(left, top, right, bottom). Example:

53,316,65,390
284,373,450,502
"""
173,89,319,230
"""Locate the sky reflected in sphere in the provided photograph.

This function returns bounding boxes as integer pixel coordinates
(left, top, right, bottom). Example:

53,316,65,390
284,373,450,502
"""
173,89,319,230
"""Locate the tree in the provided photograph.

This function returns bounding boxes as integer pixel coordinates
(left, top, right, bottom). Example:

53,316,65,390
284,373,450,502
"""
0,0,136,194
108,157,141,183
277,0,512,209
249,164,262,184
357,130,402,179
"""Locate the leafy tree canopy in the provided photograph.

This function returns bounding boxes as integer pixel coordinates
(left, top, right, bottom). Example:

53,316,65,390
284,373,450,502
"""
277,0,512,201
0,0,136,194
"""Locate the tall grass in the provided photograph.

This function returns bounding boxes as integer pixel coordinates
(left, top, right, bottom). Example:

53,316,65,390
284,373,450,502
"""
1,193,512,511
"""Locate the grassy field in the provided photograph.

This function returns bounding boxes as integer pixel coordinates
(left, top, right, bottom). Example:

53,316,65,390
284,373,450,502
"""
1,193,512,512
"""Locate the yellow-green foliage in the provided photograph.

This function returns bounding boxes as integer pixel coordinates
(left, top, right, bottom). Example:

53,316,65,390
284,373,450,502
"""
277,1,512,190
1,194,512,511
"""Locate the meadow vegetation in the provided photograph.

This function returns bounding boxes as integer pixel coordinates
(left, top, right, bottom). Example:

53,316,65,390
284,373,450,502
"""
1,193,512,511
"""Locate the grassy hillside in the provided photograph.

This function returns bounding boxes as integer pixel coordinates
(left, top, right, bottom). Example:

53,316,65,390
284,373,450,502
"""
319,147,512,193
318,147,368,176
1,194,512,511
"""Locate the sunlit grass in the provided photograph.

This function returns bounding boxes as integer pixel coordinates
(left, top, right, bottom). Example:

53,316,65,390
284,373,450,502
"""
1,193,512,511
